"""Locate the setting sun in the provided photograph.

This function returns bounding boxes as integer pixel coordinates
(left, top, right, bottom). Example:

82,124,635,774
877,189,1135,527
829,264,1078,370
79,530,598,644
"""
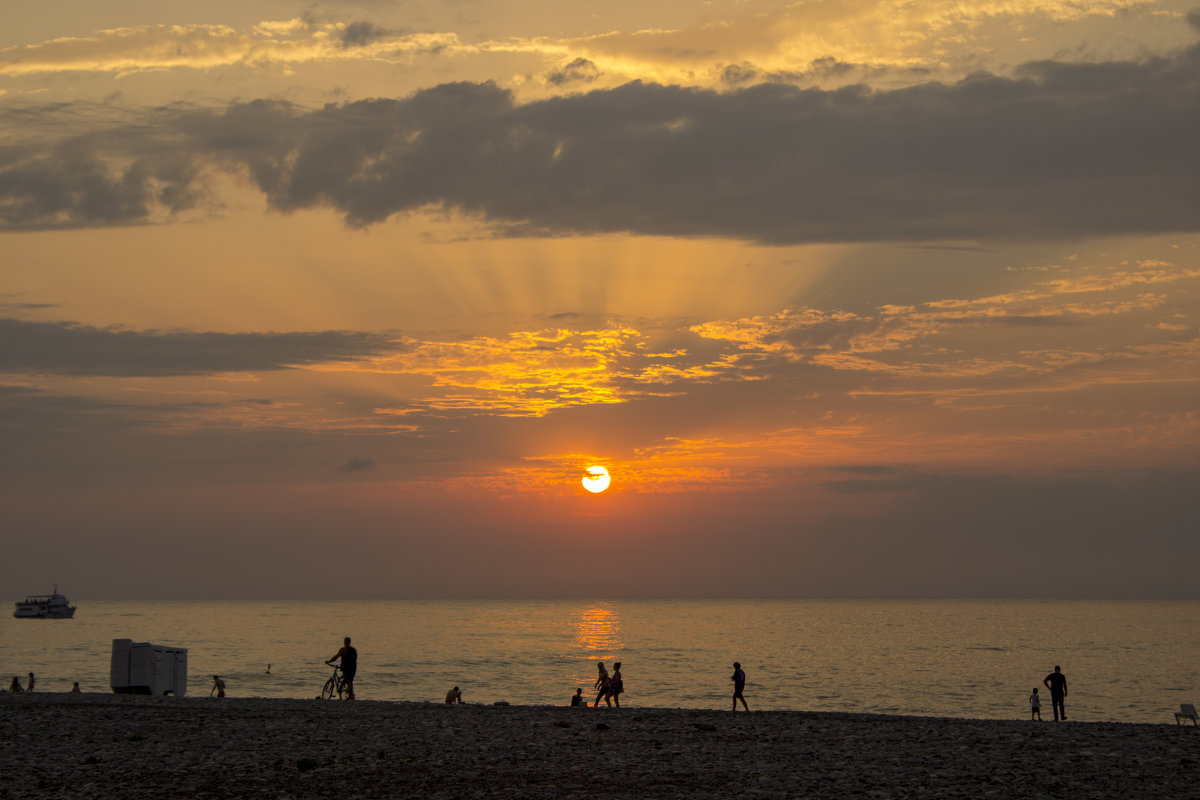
582,466,611,493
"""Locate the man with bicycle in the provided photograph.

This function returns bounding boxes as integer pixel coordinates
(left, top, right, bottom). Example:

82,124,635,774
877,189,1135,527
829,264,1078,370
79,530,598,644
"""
326,637,358,700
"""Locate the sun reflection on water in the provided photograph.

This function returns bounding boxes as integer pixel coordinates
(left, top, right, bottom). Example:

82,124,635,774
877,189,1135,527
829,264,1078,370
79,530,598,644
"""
572,604,625,656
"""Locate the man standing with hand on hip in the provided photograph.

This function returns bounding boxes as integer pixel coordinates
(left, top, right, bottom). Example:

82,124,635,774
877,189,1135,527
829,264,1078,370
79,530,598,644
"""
1043,665,1067,721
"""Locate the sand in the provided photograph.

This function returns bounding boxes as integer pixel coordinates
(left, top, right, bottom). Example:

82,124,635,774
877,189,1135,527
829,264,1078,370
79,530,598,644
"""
1,693,1196,799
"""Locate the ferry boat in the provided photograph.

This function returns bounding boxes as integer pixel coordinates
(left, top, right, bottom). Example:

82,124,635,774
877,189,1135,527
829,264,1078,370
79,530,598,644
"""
13,586,76,619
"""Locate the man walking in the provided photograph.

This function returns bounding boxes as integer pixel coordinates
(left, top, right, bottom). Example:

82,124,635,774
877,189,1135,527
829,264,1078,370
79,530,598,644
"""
1043,665,1067,721
731,661,749,711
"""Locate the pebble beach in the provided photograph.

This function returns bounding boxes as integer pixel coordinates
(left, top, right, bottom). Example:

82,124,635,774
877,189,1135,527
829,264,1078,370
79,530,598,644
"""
2,694,1196,799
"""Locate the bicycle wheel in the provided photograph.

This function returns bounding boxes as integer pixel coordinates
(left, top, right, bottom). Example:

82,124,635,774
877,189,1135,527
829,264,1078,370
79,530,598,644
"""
321,676,338,700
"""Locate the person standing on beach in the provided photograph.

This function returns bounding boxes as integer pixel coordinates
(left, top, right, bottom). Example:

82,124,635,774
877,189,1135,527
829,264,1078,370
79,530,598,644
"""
327,637,357,700
211,675,226,697
731,662,749,711
1043,666,1067,721
1029,688,1041,720
610,662,624,708
27,673,35,694
593,662,611,707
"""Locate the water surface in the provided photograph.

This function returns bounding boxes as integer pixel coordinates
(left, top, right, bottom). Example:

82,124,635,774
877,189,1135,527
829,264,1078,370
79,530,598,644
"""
2,599,1196,723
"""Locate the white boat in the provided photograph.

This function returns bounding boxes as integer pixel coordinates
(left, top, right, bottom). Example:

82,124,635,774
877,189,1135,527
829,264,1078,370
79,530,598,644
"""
13,586,76,619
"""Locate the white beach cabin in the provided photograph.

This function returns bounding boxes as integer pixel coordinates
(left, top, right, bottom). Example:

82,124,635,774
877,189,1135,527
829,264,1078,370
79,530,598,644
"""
110,639,188,696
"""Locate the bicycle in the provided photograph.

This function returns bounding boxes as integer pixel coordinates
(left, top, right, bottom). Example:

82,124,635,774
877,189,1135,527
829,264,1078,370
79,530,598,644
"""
321,664,348,700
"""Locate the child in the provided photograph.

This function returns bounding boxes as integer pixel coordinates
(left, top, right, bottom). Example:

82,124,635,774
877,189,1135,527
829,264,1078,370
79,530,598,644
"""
570,688,584,706
1029,687,1041,720
211,675,226,698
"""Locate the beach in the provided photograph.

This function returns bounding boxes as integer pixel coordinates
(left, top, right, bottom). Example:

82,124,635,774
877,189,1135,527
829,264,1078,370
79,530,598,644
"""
2,694,1195,799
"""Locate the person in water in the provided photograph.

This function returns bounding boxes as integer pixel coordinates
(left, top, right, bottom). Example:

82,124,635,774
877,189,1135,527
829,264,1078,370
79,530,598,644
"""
327,637,358,700
211,675,226,698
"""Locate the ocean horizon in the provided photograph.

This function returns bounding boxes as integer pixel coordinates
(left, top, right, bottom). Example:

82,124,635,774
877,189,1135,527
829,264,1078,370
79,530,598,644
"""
4,598,1196,724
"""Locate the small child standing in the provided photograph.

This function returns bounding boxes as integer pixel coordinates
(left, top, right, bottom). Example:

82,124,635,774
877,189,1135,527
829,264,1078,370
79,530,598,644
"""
1030,687,1041,720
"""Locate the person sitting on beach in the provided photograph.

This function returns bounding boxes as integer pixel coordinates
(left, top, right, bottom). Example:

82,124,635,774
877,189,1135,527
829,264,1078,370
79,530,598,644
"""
327,637,357,700
8,677,22,695
211,675,226,698
1029,688,1041,721
71,682,81,694
570,688,585,706
445,686,463,704
610,662,624,708
593,662,611,707
731,662,749,711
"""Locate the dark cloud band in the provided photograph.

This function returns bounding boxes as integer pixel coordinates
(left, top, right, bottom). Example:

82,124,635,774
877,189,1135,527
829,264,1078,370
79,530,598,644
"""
2,40,1198,243
0,319,396,376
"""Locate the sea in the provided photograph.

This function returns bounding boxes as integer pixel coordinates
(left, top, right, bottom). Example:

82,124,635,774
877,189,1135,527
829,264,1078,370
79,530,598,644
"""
3,599,1197,723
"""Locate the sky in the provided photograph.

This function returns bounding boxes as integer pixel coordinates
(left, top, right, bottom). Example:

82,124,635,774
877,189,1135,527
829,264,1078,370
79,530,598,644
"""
3,0,1199,599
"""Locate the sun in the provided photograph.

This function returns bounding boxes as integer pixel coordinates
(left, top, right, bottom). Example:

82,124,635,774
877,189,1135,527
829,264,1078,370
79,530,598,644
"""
582,465,611,493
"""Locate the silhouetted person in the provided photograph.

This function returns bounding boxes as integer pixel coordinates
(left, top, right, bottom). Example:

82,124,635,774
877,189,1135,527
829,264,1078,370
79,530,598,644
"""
71,682,81,694
731,662,748,711
7,676,22,694
1043,665,1067,721
570,688,585,706
610,662,624,708
327,637,357,700
593,662,611,707
27,673,35,694
211,675,226,697
1029,687,1041,721
445,686,463,704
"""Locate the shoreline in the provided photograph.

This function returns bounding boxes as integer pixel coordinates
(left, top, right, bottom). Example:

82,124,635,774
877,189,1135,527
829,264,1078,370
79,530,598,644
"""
3,694,1195,799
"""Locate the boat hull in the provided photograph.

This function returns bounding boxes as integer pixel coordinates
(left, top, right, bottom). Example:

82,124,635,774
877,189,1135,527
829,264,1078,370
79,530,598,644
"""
13,606,76,619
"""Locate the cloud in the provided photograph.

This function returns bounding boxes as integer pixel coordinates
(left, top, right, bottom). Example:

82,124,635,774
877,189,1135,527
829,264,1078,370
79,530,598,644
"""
534,0,1168,89
364,326,729,417
339,21,390,50
0,319,397,376
3,36,1199,242
690,258,1200,398
339,455,379,472
0,20,458,77
542,57,601,86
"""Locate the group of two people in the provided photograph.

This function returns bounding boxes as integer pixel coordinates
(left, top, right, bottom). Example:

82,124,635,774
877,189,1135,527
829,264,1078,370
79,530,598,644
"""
7,672,34,694
581,661,624,707
1029,665,1068,721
